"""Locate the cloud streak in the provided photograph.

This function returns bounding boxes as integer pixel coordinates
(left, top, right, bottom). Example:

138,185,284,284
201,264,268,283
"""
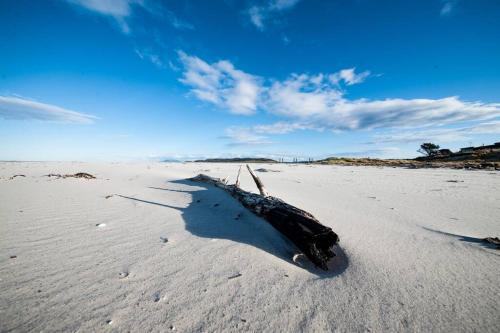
179,53,500,134
66,0,140,33
223,127,273,146
371,121,500,144
247,0,301,30
274,95,500,131
134,48,167,68
329,68,371,86
66,0,193,33
0,96,97,123
264,73,500,131
178,52,261,115
440,1,457,16
221,121,316,146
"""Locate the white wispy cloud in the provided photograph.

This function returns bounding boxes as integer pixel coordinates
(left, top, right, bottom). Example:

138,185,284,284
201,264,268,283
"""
223,127,272,146
328,68,371,86
67,0,134,17
262,72,499,131
371,121,500,144
164,9,194,30
268,94,500,131
248,6,266,30
253,121,317,134
178,56,376,120
178,52,261,115
222,122,315,146
0,96,97,123
247,0,301,30
178,53,500,146
440,1,457,16
66,0,193,33
265,73,344,118
134,48,166,68
66,0,140,33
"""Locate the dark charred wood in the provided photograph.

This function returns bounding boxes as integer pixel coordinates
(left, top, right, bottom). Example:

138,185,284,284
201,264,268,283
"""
189,173,339,270
483,237,500,249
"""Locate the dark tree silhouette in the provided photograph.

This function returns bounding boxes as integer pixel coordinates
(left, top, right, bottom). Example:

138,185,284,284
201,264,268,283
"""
418,143,440,157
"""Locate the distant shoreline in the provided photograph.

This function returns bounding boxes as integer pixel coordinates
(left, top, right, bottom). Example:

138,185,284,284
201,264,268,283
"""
192,154,500,170
192,158,278,163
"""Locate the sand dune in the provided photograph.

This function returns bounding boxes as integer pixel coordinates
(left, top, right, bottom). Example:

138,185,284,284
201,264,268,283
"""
1,162,499,332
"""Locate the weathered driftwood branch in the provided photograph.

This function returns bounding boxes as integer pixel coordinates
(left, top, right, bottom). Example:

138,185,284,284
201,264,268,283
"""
246,164,268,196
235,165,242,188
189,168,339,270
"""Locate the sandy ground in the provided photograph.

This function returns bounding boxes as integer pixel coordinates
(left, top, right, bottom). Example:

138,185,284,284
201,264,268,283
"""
0,162,499,332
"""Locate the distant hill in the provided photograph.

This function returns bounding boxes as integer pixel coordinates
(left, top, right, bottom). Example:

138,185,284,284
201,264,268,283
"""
316,152,499,170
316,142,500,170
415,149,500,163
194,157,277,163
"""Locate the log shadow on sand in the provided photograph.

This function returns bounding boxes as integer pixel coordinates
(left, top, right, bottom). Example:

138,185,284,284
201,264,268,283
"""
119,179,348,277
422,227,500,252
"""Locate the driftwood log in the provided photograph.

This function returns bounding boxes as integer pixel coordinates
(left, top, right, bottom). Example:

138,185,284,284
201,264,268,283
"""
189,165,339,270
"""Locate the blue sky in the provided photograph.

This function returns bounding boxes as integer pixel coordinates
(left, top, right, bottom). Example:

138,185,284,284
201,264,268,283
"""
1,0,499,161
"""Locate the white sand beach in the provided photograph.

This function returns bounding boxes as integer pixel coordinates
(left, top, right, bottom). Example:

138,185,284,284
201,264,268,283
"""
1,162,499,332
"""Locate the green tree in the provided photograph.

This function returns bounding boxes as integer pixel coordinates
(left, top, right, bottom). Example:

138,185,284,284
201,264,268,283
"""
418,143,440,157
